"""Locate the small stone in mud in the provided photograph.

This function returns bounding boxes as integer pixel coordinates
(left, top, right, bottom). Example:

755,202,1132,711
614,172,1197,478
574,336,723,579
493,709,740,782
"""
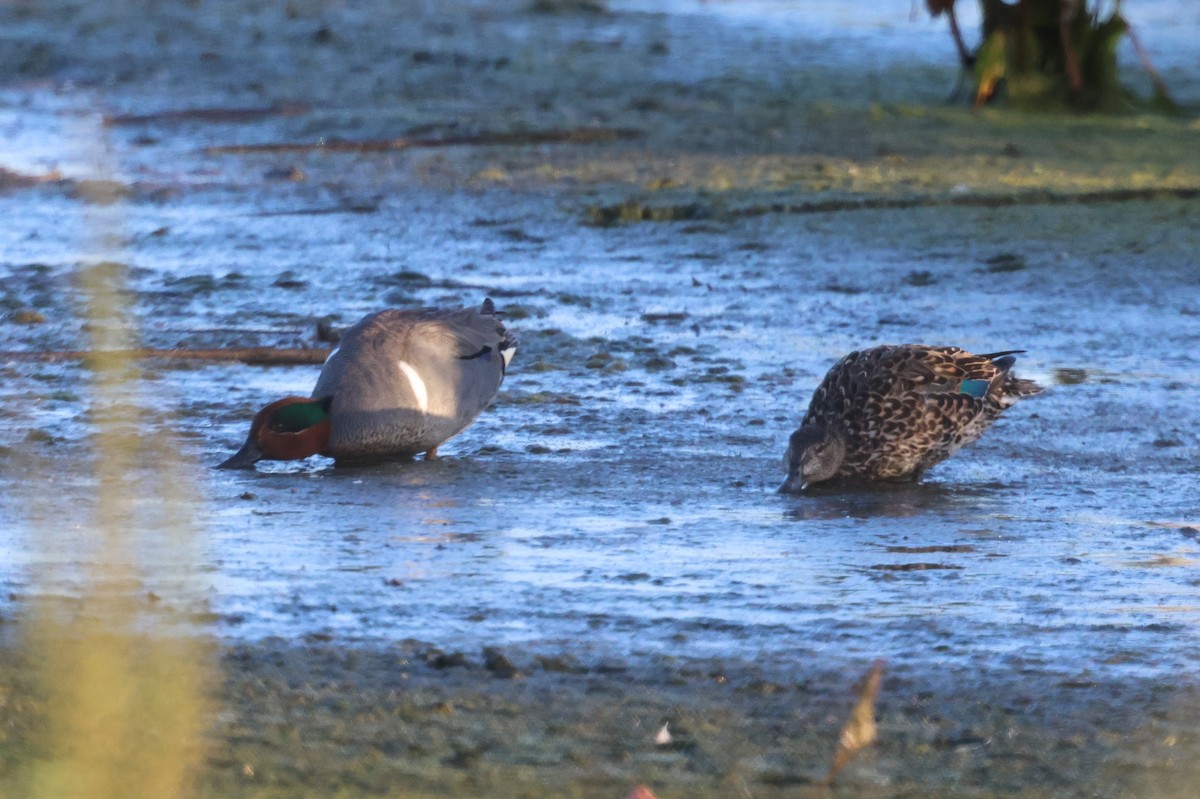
529,0,609,14
315,319,340,344
822,281,864,295
630,96,666,113
426,649,471,669
557,292,592,307
10,309,45,324
905,270,936,286
442,746,482,770
641,311,687,324
617,572,652,582
982,252,1027,272
482,647,520,678
24,429,56,444
642,355,676,371
382,289,417,306
535,654,581,673
502,304,534,320
264,165,305,182
390,270,433,286
272,271,307,289
585,352,613,369
1054,368,1089,385
239,492,255,500
498,227,545,244
585,201,709,227
740,679,786,695
871,562,963,571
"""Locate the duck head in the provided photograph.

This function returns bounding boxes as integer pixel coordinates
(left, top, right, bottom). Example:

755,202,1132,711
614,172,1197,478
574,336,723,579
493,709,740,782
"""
779,423,846,493
217,396,333,469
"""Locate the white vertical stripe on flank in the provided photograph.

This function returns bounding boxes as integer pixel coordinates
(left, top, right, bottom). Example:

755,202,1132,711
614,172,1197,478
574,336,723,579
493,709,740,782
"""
397,360,429,413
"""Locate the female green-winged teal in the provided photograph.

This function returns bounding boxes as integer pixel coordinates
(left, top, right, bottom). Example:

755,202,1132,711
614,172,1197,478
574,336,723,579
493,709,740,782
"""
218,298,516,468
780,345,1041,492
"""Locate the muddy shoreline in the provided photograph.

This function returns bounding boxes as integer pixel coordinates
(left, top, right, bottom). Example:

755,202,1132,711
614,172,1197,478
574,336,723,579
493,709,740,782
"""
3,635,1199,798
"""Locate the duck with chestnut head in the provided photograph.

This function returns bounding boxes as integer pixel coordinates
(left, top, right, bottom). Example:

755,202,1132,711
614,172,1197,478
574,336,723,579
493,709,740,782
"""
218,298,516,468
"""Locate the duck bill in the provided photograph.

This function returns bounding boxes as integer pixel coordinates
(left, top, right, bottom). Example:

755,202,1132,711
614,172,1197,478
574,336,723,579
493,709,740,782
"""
778,475,808,494
216,437,262,469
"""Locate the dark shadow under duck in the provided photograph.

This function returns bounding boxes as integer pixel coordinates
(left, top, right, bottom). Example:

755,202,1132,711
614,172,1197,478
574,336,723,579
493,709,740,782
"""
780,345,1042,493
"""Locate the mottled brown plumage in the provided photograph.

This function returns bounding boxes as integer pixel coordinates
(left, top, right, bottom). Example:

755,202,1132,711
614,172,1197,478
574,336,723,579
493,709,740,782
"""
781,345,1041,491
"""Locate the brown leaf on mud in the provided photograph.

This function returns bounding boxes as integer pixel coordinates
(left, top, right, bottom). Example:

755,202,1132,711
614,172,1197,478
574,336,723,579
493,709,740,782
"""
825,660,884,785
626,786,658,799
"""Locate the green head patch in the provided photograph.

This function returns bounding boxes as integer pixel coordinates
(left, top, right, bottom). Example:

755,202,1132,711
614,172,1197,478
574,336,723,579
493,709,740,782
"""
268,399,331,434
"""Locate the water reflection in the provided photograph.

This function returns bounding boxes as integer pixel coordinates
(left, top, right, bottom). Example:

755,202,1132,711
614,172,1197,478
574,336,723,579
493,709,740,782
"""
782,480,1011,521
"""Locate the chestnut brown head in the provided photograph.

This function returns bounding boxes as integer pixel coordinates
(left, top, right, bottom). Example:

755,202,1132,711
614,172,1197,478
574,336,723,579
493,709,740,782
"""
217,396,333,469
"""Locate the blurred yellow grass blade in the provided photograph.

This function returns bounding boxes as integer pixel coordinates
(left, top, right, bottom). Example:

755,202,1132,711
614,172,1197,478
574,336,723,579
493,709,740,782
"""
26,114,211,799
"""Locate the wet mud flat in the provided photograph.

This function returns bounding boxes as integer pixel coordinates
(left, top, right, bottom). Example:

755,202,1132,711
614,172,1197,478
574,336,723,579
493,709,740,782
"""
2,638,1199,799
2,0,1200,797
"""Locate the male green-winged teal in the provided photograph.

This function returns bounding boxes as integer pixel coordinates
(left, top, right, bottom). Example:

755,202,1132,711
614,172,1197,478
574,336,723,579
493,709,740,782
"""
780,345,1041,492
218,298,516,468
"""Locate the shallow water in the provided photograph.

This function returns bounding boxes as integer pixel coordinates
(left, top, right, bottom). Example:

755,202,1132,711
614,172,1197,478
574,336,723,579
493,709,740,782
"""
1,0,1198,690
5,188,1198,683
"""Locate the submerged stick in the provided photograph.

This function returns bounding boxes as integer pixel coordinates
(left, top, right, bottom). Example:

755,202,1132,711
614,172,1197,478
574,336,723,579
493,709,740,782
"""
0,167,63,189
0,347,331,366
587,185,1200,225
204,126,642,155
1124,22,1176,106
105,103,312,126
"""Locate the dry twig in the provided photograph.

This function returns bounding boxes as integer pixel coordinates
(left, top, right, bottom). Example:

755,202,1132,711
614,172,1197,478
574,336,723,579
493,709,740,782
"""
0,347,330,366
104,103,311,126
204,126,641,155
825,659,885,785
